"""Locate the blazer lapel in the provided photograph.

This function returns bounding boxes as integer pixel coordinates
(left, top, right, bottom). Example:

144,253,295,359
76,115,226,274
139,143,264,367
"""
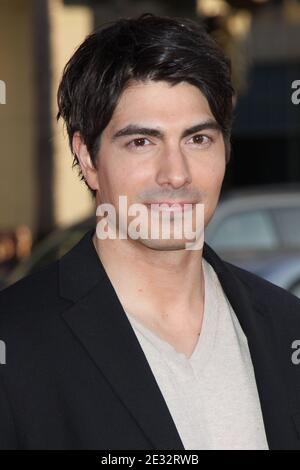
59,228,185,450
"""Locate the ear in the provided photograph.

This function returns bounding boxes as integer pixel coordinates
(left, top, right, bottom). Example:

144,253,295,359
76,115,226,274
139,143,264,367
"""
72,132,99,191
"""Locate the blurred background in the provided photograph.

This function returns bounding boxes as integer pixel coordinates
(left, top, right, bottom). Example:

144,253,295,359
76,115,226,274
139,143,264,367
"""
0,0,300,295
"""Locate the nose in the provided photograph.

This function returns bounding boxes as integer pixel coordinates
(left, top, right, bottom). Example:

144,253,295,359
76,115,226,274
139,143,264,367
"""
155,143,192,189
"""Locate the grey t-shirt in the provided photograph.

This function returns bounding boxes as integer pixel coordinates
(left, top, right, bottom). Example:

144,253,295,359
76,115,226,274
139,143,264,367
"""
123,258,269,450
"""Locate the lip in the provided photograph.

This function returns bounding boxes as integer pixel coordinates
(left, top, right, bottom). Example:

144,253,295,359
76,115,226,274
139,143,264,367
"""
145,201,195,212
145,201,196,205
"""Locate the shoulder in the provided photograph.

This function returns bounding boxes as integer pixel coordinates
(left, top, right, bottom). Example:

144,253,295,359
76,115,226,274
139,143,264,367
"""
0,260,71,334
204,242,300,314
224,259,300,321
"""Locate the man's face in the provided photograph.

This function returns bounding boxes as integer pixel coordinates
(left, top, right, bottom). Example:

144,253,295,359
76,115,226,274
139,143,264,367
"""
90,79,226,250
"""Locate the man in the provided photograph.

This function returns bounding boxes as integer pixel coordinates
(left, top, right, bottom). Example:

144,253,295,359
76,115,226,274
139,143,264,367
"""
0,13,300,450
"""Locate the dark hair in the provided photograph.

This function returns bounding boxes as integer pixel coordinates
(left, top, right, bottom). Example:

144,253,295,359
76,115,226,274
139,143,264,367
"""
57,12,235,198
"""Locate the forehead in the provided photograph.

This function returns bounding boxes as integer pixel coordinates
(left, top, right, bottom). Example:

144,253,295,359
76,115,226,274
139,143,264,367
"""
107,80,214,130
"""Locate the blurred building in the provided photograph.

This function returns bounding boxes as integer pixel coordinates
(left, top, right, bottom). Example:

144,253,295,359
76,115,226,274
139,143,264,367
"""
0,0,94,246
0,0,299,251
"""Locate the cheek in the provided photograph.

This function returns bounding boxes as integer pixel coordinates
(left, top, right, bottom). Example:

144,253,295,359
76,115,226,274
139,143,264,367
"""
195,159,225,194
98,159,141,204
211,163,226,189
98,154,123,188
208,170,225,211
193,138,226,187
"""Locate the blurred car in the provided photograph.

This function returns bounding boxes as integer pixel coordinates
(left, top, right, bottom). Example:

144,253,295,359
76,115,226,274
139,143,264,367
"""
1,216,95,290
2,183,300,299
205,183,300,298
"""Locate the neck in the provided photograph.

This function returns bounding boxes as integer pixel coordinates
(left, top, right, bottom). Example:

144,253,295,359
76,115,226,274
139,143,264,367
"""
92,231,205,327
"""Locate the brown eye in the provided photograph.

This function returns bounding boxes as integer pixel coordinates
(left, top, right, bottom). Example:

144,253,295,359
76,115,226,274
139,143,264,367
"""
187,134,212,146
134,138,146,146
193,135,210,144
127,137,151,148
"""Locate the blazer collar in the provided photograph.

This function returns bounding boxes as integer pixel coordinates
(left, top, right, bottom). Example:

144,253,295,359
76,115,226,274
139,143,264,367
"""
59,228,300,450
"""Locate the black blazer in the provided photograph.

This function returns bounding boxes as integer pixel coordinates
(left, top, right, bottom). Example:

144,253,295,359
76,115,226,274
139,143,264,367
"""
0,228,300,450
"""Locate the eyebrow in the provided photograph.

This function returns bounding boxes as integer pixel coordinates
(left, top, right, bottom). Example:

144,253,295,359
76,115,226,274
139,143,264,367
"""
111,119,222,142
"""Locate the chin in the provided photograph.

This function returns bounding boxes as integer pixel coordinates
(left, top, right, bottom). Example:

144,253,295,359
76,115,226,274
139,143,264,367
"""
133,237,199,252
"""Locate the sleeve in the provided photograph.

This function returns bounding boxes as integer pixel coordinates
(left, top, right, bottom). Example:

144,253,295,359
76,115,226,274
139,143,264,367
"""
0,373,19,449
